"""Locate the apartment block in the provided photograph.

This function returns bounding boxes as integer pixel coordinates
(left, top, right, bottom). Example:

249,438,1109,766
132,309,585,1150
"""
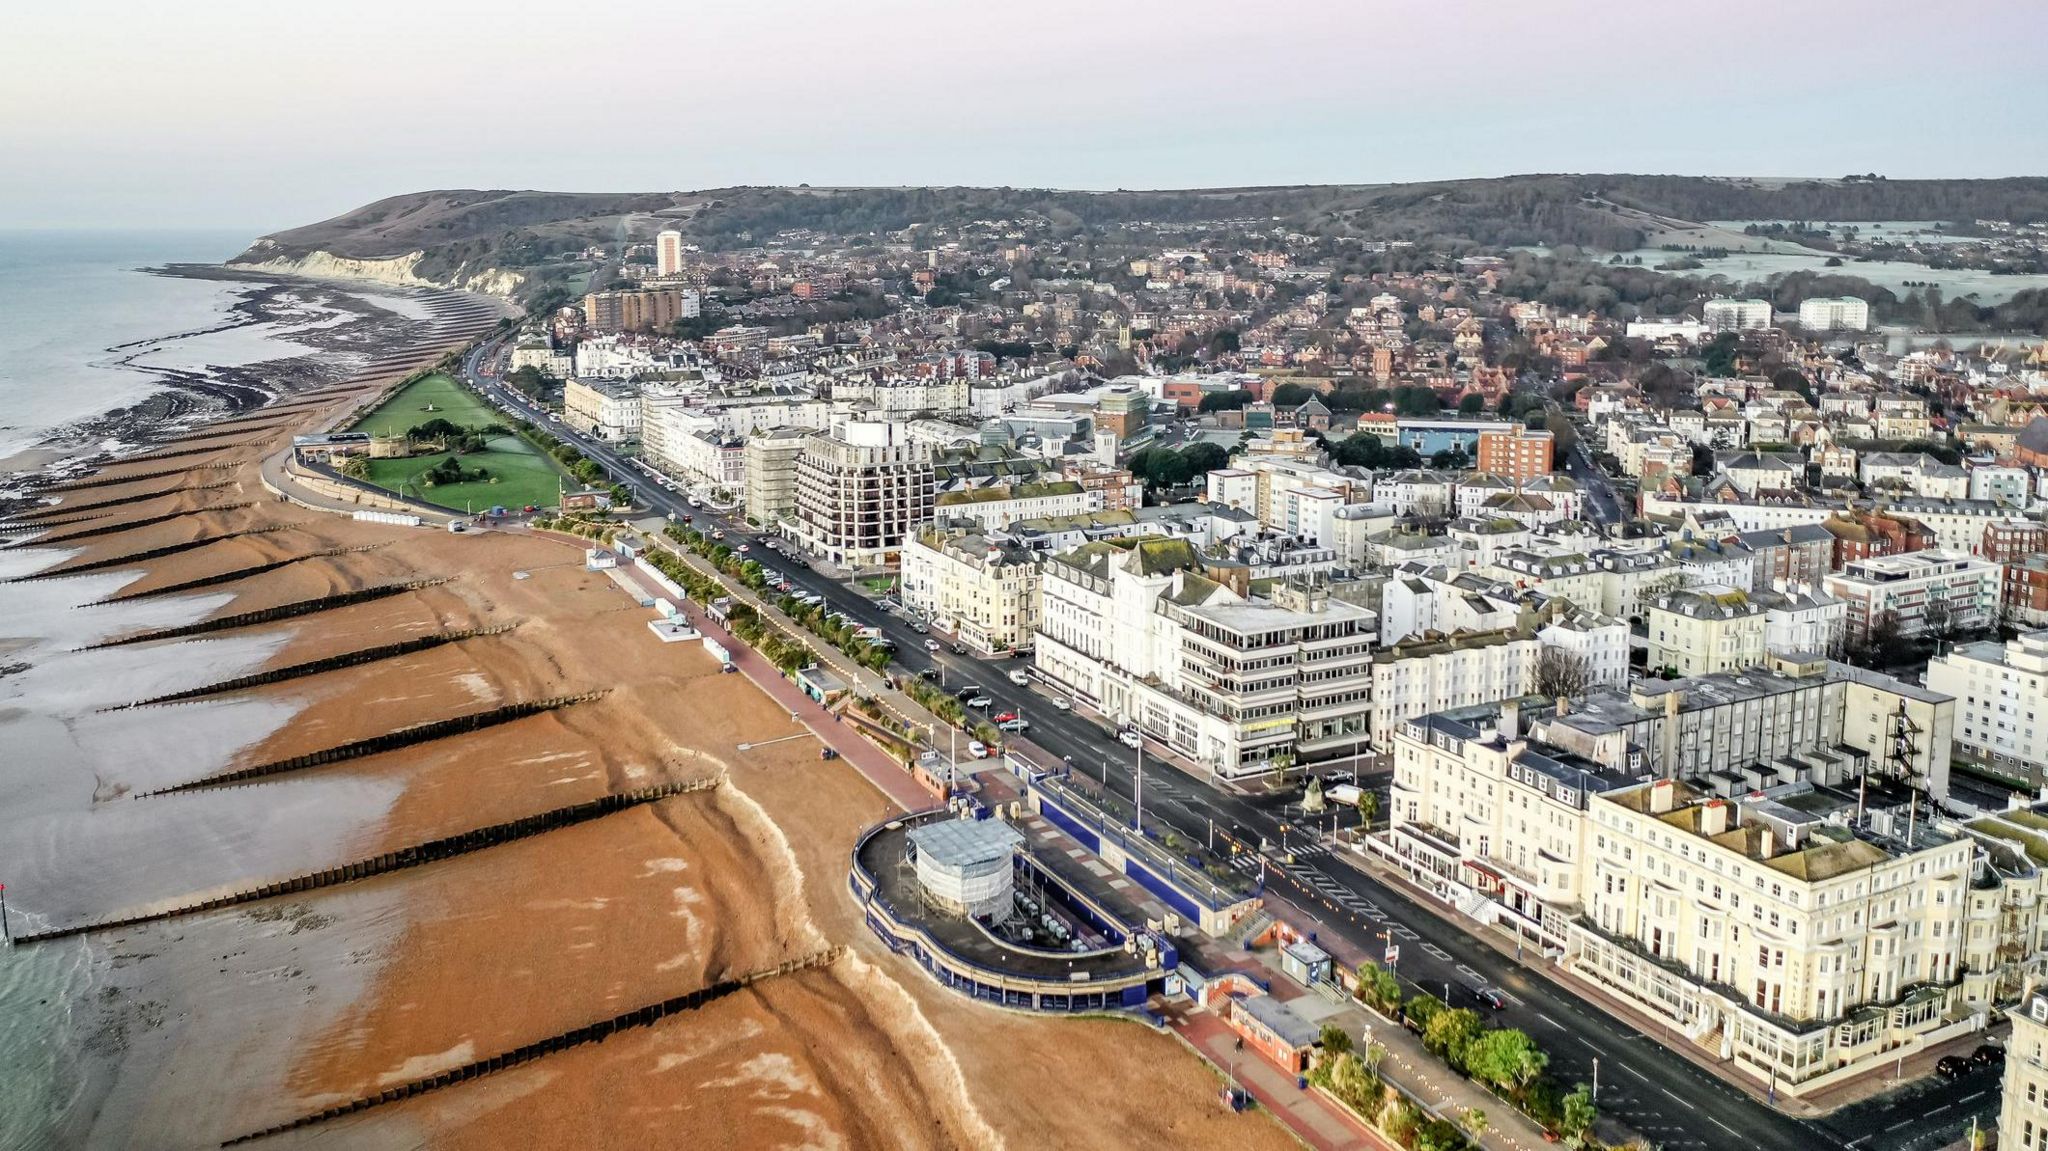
1927,630,2048,786
1647,586,1768,676
1703,297,1772,332
900,526,1041,652
1384,696,2012,1095
582,286,700,333
1824,549,2004,643
789,421,935,570
743,427,811,527
1475,424,1555,482
2002,996,2048,1151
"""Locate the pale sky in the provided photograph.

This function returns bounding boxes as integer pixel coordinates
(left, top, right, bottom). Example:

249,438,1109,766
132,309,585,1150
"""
3,0,2044,232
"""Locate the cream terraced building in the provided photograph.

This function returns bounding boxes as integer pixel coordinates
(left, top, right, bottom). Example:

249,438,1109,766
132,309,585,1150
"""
899,526,1041,653
1384,700,2037,1096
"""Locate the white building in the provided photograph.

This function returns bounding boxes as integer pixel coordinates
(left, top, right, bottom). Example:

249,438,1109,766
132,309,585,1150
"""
562,378,642,441
656,229,686,278
900,527,1042,653
1647,586,1768,676
932,480,1094,532
1797,296,1871,332
1035,541,1376,777
1703,297,1773,333
1824,549,2004,643
1927,630,2048,785
1371,629,1539,739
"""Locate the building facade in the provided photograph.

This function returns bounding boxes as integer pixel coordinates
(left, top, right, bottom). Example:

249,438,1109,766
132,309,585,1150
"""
789,421,936,569
900,527,1042,652
1927,630,2048,785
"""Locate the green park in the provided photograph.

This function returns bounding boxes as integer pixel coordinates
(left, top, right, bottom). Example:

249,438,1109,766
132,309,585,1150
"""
345,373,570,513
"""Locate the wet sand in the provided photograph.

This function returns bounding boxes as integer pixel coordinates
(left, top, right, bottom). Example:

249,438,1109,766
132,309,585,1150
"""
0,326,1297,1151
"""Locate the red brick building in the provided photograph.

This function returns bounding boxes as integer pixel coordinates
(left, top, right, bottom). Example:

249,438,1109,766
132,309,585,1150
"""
1821,510,1935,567
1475,425,1555,483
1983,521,2048,565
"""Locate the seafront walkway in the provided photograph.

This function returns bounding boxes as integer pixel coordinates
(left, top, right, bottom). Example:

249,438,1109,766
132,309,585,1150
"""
608,557,934,813
1167,1006,1394,1151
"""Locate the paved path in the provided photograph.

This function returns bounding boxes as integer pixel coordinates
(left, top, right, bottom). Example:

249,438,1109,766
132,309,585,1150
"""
635,564,938,813
1169,1007,1392,1151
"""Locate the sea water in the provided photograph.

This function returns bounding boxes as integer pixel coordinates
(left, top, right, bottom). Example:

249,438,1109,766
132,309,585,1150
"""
0,230,252,461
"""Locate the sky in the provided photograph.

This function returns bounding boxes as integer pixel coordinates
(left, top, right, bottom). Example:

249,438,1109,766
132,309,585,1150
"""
3,0,2046,235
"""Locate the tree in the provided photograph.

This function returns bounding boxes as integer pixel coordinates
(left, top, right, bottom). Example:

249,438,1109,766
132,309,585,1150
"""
1462,1108,1490,1140
1199,389,1255,413
1356,961,1402,1014
1422,1007,1484,1067
1270,382,1315,407
1319,1023,1354,1058
1458,393,1487,415
1922,595,1955,642
1404,992,1443,1033
1181,442,1230,476
1464,1028,1549,1099
1559,1084,1598,1148
1357,790,1380,831
1429,447,1470,470
1534,647,1594,701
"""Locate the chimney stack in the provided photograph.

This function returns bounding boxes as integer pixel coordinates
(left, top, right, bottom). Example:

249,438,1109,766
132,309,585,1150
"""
1649,779,1677,814
1500,699,1520,740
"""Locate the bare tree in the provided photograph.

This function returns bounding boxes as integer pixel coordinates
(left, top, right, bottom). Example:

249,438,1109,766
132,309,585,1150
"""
1534,648,1594,700
1921,596,1954,643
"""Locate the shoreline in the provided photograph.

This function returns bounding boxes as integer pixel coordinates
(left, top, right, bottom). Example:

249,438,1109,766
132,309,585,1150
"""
0,279,1297,1151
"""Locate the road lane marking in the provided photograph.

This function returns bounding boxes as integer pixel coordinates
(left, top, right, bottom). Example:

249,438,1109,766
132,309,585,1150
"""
1709,1117,1739,1137
1959,1092,1985,1104
1621,1063,1649,1082
1659,1088,1696,1110
1538,1012,1564,1029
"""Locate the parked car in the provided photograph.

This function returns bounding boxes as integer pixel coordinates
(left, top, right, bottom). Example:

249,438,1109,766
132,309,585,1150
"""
992,712,1017,723
965,693,992,709
952,642,967,654
1972,1043,2006,1068
735,544,750,554
1008,669,1031,686
966,741,990,759
910,622,929,634
916,668,939,681
1936,1056,1970,1080
1052,698,1071,711
998,718,1030,733
924,639,941,652
1118,729,1143,749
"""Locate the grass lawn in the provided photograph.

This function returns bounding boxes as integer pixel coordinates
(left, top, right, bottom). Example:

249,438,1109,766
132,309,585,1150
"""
351,372,505,437
350,374,569,512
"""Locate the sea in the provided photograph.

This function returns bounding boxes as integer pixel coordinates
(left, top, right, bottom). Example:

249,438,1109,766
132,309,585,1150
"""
0,229,270,462
0,229,293,1150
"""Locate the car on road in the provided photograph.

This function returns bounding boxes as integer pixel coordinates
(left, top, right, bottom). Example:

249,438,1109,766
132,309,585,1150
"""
1117,729,1143,749
1051,698,1071,711
711,528,726,540
992,712,1016,723
964,693,992,709
952,642,967,655
998,718,1030,733
924,639,941,651
966,741,989,759
910,622,928,634
736,544,750,553
916,668,939,681
954,685,982,700
1007,669,1030,686
1468,985,1506,1010
1972,1043,2005,1068
1936,1055,1971,1080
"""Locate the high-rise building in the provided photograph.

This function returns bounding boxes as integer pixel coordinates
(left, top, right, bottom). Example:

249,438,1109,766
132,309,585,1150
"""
656,229,685,278
582,287,699,333
1475,424,1555,482
1702,297,1773,333
789,421,934,570
1796,296,1870,332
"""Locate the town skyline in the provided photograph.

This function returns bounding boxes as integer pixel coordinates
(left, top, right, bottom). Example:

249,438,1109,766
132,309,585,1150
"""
6,0,2048,229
